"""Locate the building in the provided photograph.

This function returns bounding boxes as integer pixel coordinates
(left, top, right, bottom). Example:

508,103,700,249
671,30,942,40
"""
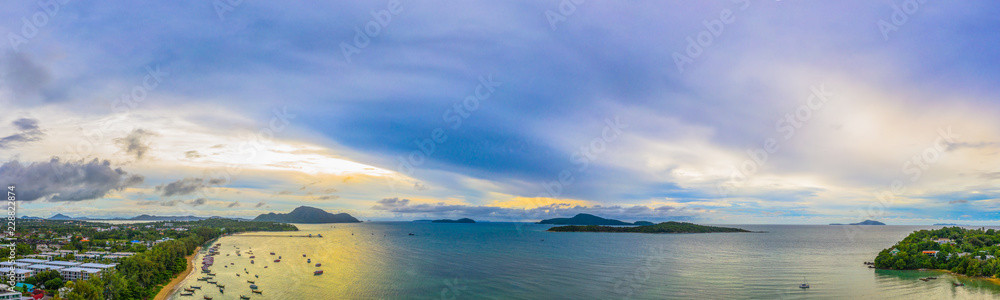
25,265,64,272
13,259,47,265
44,261,81,268
60,267,102,281
78,263,116,271
3,269,35,282
889,249,900,256
934,238,954,244
922,250,940,258
0,262,31,269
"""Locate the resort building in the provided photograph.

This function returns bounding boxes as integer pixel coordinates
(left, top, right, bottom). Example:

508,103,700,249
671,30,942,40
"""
13,259,47,265
0,262,31,269
25,265,63,272
3,269,35,282
79,263,116,271
0,290,20,300
60,267,102,281
934,238,954,244
922,250,939,258
44,261,81,268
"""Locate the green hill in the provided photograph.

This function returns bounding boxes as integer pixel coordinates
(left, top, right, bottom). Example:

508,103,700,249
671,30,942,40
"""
252,206,360,223
547,221,751,233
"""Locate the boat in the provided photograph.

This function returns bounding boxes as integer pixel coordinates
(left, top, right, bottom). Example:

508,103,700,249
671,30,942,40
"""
250,284,258,289
868,265,875,269
799,278,810,289
252,290,263,294
251,260,254,264
314,270,324,275
180,292,193,296
920,278,930,282
270,252,275,255
303,254,307,257
207,280,216,284
240,296,250,300
317,234,322,237
926,277,938,280
184,288,195,292
209,273,216,276
247,280,255,283
264,266,268,268
279,256,282,259
315,263,321,267
231,263,235,265
274,259,281,262
307,258,311,263
255,274,258,278
219,288,224,293
204,296,212,300
197,278,209,281
249,256,255,259
217,284,225,288
408,233,415,236
191,286,201,289
237,273,240,277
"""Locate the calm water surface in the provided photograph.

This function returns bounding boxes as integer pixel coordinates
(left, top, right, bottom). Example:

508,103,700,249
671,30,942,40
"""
168,223,1000,299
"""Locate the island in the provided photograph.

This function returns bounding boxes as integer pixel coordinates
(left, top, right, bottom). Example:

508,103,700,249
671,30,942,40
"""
830,220,886,225
633,221,655,226
539,213,651,226
252,206,361,223
547,221,752,233
874,227,999,278
431,218,476,223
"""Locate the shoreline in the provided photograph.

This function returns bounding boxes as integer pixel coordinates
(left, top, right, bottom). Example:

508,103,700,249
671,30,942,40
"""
153,246,201,300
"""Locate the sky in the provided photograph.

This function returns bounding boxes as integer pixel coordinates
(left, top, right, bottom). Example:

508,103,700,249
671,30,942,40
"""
1,1,999,224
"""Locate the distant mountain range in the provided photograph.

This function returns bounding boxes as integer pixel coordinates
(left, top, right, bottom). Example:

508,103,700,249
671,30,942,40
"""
432,218,476,223
252,206,361,224
830,220,886,225
538,214,651,226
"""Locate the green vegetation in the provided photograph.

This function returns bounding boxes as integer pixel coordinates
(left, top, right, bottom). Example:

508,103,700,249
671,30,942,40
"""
874,227,1000,278
547,221,751,233
16,219,295,299
432,218,476,223
252,206,361,223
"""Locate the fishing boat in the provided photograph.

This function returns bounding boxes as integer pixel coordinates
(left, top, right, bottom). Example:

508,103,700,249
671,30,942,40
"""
314,270,324,275
264,266,268,268
252,290,263,294
236,273,240,277
274,259,281,262
315,263,321,267
184,288,195,292
197,278,209,281
251,260,254,264
247,280,255,283
249,256,255,259
303,254,307,257
204,296,212,300
240,296,250,300
307,258,311,263
920,278,930,282
279,256,282,259
219,288,224,293
207,280,216,284
250,284,258,289
191,286,202,289
217,284,225,288
255,274,258,278
799,278,810,289
926,277,938,280
180,292,193,296
270,252,275,255
317,234,322,237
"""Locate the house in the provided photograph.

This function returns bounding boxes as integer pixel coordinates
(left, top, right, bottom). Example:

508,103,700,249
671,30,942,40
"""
60,267,102,281
922,250,940,258
890,249,900,256
934,238,954,244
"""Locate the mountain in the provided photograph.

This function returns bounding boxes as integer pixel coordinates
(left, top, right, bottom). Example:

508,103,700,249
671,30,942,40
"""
633,221,655,226
538,213,632,225
252,206,361,224
830,220,886,225
130,215,205,221
48,213,85,220
432,218,476,223
548,222,752,234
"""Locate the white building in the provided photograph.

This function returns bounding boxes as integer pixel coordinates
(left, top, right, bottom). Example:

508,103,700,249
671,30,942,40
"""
0,290,19,300
14,259,47,265
26,264,64,272
60,267,102,281
78,263,115,271
44,261,81,268
2,269,34,282
0,262,30,269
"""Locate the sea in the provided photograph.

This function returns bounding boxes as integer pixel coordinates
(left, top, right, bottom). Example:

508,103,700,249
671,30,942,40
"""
167,223,1000,299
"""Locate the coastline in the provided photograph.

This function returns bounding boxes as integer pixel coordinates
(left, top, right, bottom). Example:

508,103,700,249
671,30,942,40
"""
153,246,201,300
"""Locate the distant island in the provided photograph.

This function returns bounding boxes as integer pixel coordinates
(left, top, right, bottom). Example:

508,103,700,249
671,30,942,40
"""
830,220,886,225
252,206,361,223
548,221,752,234
538,213,651,226
47,213,210,221
432,218,476,223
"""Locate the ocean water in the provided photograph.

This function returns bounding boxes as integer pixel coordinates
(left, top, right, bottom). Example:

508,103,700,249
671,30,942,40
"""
168,223,1000,299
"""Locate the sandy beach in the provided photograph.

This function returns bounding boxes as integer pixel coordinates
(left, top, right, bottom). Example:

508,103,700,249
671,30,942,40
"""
153,246,201,300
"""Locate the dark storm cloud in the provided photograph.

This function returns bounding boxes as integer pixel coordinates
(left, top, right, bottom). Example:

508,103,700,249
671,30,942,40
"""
0,157,144,201
155,177,224,197
0,118,44,149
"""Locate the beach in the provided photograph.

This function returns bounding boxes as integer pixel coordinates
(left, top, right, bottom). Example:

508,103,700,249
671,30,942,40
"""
153,246,200,300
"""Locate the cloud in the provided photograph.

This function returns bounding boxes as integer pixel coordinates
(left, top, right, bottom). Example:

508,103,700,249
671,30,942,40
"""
255,201,266,208
0,157,144,201
315,195,339,200
184,150,203,159
0,118,44,149
189,198,207,206
227,201,241,208
155,177,224,197
114,129,158,160
1,52,51,100
949,200,969,204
